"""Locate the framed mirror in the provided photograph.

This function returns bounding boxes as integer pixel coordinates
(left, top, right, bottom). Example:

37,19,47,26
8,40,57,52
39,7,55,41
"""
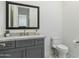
6,1,39,29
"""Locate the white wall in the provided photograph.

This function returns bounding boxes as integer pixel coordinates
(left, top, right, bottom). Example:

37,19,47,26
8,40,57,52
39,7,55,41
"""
63,1,79,58
39,2,63,57
0,1,63,58
0,2,6,35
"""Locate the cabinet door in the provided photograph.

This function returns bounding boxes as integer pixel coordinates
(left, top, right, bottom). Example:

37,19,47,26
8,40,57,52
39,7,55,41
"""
0,41,15,50
24,46,44,58
0,49,23,58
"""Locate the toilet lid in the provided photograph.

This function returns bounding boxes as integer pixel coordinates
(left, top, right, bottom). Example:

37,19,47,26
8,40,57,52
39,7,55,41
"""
57,44,68,50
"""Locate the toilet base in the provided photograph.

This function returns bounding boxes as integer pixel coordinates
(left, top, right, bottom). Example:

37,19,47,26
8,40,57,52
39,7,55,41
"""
52,44,68,58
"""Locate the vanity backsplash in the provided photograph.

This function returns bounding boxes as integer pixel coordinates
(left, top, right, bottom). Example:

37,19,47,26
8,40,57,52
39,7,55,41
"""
4,30,39,37
10,32,39,36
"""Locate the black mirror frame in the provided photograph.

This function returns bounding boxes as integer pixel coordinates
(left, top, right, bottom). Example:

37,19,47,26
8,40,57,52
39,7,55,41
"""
6,1,40,29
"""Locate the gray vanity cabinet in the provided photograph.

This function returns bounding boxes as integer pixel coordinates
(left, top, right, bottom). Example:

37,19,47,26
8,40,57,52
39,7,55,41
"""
0,38,44,58
24,46,44,58
24,39,44,58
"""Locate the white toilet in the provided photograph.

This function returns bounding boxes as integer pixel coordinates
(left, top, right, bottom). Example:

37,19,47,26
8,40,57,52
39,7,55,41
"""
55,44,68,58
51,37,69,58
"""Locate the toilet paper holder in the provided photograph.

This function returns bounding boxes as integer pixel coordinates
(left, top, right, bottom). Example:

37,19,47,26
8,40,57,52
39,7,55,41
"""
73,40,79,43
76,41,79,43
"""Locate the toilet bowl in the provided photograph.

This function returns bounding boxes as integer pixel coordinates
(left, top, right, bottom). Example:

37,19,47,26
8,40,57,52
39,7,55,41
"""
55,44,68,58
51,37,68,58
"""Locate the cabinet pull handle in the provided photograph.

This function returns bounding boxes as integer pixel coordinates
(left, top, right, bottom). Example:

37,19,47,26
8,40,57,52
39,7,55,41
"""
0,54,11,56
0,43,6,47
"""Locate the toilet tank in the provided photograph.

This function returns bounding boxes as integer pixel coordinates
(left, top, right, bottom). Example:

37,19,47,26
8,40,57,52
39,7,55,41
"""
52,36,62,45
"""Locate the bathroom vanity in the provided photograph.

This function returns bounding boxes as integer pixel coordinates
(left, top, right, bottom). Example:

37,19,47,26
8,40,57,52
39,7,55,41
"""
3,1,43,58
0,35,45,58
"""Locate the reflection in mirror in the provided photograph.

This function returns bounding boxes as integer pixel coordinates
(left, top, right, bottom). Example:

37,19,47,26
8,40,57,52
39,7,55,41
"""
18,15,28,27
18,6,29,27
8,3,39,29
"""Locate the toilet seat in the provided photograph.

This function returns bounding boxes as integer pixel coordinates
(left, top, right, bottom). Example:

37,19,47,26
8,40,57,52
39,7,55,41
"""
57,44,68,50
53,44,68,50
54,44,68,58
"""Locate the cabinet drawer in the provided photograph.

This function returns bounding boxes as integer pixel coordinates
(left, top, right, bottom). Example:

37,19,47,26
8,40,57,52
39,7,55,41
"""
16,39,34,48
0,41,15,50
35,38,44,45
0,49,22,58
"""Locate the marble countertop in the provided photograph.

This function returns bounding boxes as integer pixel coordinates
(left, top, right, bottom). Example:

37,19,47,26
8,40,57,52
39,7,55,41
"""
0,35,45,42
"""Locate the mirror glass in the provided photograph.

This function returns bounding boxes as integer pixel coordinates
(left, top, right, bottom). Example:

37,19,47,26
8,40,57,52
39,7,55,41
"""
6,2,39,29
